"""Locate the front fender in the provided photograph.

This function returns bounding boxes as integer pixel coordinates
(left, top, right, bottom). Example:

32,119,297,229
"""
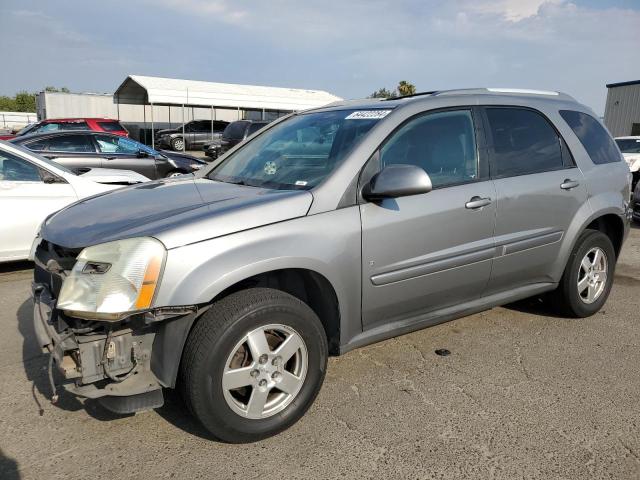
154,207,363,348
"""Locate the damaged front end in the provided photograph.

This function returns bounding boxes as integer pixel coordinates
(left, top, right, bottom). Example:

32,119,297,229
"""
32,238,201,414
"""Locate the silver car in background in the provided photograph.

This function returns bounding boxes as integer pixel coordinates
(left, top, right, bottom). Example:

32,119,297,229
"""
31,88,630,442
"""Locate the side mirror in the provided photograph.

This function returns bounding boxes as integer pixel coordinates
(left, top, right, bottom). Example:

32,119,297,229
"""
362,164,432,201
137,149,149,158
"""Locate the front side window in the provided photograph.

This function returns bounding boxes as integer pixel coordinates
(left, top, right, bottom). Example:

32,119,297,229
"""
380,110,478,188
209,109,386,189
45,135,95,153
486,108,563,177
615,139,640,154
95,135,157,156
0,151,41,182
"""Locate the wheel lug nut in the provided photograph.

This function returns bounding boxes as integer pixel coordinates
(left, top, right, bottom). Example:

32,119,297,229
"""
272,372,281,381
258,354,268,364
250,369,259,378
258,379,267,388
272,356,282,366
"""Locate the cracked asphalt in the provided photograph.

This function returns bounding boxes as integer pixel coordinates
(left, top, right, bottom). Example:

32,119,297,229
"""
1,227,639,480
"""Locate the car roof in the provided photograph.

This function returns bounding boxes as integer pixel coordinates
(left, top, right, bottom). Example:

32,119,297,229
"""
11,130,124,143
41,117,121,122
308,87,579,113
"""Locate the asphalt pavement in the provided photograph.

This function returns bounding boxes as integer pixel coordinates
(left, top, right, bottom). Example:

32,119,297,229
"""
1,228,639,480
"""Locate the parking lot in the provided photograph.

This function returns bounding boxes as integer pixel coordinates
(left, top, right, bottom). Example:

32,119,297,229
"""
0,226,636,479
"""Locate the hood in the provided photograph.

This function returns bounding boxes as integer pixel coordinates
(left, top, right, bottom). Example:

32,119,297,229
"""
41,177,313,250
159,150,206,164
78,167,150,184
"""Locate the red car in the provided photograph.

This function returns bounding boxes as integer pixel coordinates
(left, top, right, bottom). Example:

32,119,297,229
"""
0,118,128,140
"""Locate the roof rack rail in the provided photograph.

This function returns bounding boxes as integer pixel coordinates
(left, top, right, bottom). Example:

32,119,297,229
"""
383,91,438,101
429,87,573,100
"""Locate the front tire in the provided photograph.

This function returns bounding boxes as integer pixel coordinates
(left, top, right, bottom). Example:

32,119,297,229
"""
170,137,185,151
179,288,328,443
552,229,616,317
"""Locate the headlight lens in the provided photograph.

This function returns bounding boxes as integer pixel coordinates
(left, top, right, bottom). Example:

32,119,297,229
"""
57,237,166,321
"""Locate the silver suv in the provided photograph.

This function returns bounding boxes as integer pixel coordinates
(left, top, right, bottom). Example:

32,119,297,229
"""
32,88,631,442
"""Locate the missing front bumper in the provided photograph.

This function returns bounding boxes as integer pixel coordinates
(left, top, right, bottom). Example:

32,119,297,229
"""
32,282,163,402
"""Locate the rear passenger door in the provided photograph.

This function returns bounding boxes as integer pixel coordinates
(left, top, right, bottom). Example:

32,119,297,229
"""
481,107,587,294
360,108,497,330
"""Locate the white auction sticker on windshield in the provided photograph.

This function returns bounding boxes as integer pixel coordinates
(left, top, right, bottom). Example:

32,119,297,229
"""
345,110,392,120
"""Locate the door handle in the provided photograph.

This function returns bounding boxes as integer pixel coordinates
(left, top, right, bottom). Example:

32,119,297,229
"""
560,179,580,190
465,196,492,209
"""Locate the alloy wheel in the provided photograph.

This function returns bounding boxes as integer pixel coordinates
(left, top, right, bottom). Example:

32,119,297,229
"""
222,324,308,419
577,246,608,304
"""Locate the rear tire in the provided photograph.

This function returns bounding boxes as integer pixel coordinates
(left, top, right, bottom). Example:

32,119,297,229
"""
179,288,328,443
552,229,616,317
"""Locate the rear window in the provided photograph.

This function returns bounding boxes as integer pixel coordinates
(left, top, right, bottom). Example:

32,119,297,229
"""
224,121,249,140
559,110,621,165
97,121,125,132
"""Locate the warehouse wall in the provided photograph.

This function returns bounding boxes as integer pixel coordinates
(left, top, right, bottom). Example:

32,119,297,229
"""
604,84,640,137
37,92,243,124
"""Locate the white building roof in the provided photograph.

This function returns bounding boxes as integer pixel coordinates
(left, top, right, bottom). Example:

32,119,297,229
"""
114,75,342,111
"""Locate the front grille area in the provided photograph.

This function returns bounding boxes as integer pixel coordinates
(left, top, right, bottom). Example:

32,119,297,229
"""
34,240,82,299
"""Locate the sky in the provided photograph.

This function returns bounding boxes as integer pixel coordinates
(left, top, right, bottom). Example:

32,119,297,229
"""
0,0,639,115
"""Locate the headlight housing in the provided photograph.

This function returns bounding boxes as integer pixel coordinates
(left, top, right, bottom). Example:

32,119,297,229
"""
57,237,166,321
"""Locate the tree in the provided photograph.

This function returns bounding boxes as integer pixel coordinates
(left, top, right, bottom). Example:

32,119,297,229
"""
14,91,36,112
397,80,416,97
369,87,396,99
368,81,417,99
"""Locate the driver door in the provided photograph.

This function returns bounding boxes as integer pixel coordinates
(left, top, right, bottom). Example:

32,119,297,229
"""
360,108,497,330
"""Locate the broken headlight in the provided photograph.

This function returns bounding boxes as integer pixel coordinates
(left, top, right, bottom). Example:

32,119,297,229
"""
57,237,166,321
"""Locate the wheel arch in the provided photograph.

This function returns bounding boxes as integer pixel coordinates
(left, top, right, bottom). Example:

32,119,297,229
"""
151,267,342,389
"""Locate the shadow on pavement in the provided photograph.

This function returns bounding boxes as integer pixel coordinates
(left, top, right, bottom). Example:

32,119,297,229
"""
0,448,20,480
0,261,32,275
155,389,219,442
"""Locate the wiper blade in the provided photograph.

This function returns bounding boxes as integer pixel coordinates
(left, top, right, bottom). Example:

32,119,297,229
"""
209,175,247,186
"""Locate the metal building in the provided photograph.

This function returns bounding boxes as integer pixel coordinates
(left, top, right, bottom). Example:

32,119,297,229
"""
36,76,342,145
604,80,640,137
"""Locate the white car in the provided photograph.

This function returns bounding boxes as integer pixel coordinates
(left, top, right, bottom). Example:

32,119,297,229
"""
0,141,149,262
615,136,640,190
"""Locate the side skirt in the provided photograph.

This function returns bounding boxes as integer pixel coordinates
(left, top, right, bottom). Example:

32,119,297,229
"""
339,282,557,355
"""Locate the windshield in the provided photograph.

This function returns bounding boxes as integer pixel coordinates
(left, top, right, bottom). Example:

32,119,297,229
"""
9,143,75,174
208,109,388,189
15,123,38,136
616,138,640,154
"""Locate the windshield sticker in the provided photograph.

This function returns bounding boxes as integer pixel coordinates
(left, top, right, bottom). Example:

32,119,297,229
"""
345,110,392,120
264,161,277,175
295,180,308,186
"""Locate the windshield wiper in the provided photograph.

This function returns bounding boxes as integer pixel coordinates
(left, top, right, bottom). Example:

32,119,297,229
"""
209,175,248,186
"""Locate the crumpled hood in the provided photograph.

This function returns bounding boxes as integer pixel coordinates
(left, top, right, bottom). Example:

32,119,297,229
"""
42,177,313,249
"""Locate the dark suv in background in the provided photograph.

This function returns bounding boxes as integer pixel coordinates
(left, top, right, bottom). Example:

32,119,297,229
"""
204,120,270,159
155,120,229,151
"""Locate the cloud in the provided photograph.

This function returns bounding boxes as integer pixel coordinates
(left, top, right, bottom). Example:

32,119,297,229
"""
0,0,638,114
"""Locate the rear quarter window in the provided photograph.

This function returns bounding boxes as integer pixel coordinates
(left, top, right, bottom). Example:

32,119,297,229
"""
559,110,621,165
97,121,125,132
